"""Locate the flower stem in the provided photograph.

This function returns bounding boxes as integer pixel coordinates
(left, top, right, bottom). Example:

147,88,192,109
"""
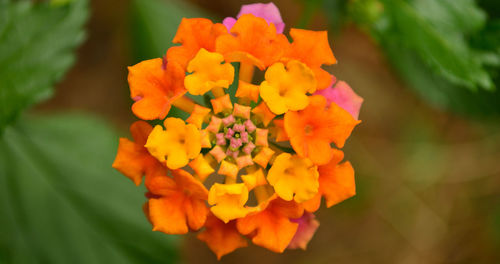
172,96,196,113
225,175,236,184
212,87,226,98
254,185,271,204
239,62,254,83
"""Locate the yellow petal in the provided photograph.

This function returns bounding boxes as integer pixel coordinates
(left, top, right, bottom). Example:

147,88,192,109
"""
259,60,316,114
267,153,319,203
208,183,250,223
145,117,201,169
185,48,235,95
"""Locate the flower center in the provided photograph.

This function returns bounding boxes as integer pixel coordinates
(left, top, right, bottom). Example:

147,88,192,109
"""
211,114,257,160
304,124,313,135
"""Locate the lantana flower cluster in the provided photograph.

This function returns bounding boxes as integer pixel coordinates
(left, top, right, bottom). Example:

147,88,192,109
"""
113,2,363,259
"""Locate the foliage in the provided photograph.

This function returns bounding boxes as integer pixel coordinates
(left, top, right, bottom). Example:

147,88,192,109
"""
0,114,179,263
349,0,499,116
0,0,87,131
304,0,500,117
0,0,182,262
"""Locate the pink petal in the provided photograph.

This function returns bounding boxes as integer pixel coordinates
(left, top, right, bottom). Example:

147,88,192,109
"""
216,133,226,146
315,80,363,120
223,2,285,33
222,17,237,31
242,142,255,154
240,131,249,143
244,119,256,133
222,115,236,126
226,149,239,159
233,124,245,133
288,212,320,250
225,128,235,139
230,138,243,149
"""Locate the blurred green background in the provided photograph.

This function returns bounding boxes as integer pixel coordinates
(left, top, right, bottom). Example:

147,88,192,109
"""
1,0,500,263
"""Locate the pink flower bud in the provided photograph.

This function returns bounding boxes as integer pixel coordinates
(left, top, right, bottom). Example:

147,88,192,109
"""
242,142,255,154
225,128,235,139
244,119,256,133
216,133,226,146
240,131,249,143
233,124,245,133
222,115,235,126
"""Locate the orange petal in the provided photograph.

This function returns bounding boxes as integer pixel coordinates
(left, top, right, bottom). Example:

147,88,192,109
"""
271,119,289,142
184,195,210,231
188,154,215,182
255,128,269,147
149,194,190,234
313,68,334,91
144,166,177,196
284,29,336,91
318,161,356,207
218,160,240,180
233,103,251,119
284,95,359,164
301,193,321,212
211,94,233,114
166,18,228,69
237,196,303,252
305,137,335,166
128,59,186,120
149,191,208,234
130,121,153,145
241,168,267,191
186,105,211,129
113,121,160,185
285,28,336,68
113,138,152,185
325,101,361,149
197,213,248,260
172,169,209,200
236,155,254,169
216,14,289,70
148,170,209,234
252,147,275,168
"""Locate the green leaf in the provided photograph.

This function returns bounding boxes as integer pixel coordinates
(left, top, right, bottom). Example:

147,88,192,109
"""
347,0,500,116
380,33,500,117
0,114,179,263
374,0,492,91
0,0,88,132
